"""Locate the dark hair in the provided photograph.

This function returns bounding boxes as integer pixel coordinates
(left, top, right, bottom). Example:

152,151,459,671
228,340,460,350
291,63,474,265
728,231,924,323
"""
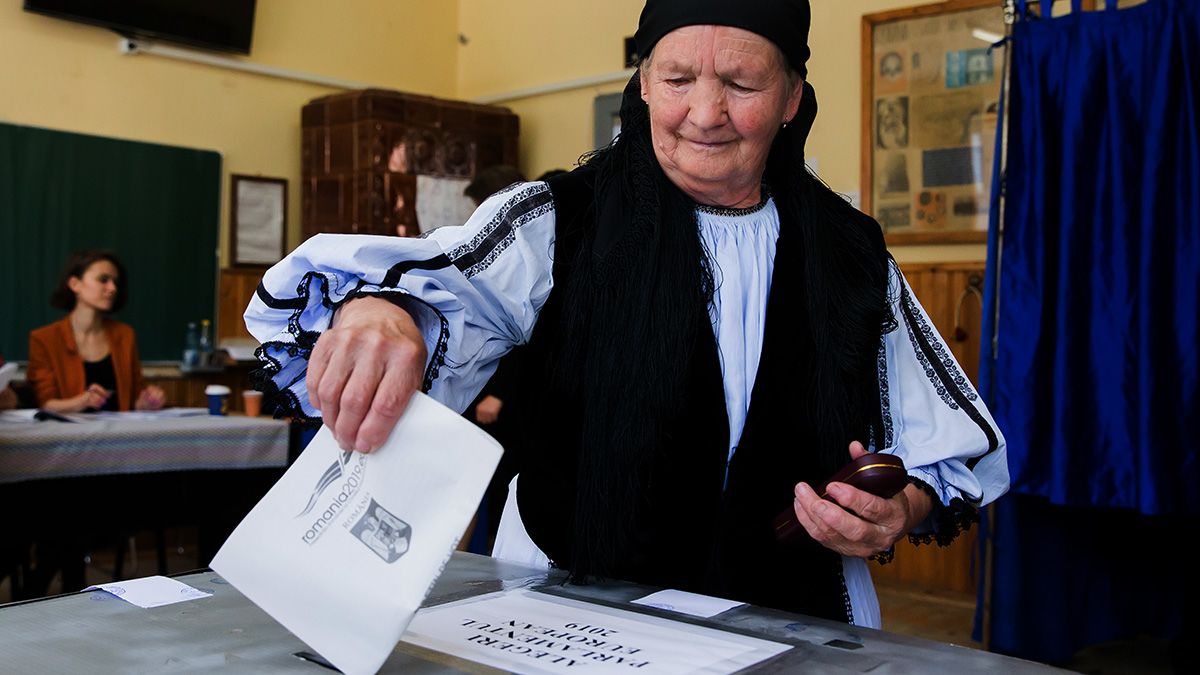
49,250,128,312
464,165,526,205
535,169,569,182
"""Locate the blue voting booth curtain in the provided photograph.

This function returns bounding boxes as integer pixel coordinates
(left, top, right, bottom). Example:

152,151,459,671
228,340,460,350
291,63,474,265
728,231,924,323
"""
978,0,1200,662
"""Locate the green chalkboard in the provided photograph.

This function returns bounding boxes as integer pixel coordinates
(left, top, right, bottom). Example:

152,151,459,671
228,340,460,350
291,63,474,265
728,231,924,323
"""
0,122,220,362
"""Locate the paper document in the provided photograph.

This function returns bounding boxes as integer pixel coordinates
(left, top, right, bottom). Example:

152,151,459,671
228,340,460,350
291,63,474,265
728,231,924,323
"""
89,408,209,420
0,361,17,389
402,589,791,674
86,576,212,608
631,589,745,618
0,409,38,423
416,175,477,233
211,392,503,675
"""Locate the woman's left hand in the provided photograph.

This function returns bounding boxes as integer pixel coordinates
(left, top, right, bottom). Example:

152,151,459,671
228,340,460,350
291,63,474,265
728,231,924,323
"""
135,385,166,411
791,441,933,558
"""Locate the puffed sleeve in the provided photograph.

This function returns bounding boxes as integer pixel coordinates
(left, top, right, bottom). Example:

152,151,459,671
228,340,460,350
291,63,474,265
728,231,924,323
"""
245,182,557,420
875,259,1010,545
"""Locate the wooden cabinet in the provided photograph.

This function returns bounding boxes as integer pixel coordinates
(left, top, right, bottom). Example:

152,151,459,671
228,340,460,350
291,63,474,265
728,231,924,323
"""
301,89,519,239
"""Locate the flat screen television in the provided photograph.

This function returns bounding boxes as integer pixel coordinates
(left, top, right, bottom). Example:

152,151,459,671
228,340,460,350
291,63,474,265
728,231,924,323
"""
24,0,257,55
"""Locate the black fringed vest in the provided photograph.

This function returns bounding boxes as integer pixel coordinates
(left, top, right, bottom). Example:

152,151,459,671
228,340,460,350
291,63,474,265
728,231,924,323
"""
510,169,886,623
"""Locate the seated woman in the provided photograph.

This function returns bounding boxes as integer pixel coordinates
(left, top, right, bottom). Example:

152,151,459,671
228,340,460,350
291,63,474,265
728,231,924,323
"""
28,250,165,412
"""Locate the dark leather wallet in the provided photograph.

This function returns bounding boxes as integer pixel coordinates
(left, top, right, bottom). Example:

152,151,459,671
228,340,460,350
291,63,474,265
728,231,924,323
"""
772,453,908,543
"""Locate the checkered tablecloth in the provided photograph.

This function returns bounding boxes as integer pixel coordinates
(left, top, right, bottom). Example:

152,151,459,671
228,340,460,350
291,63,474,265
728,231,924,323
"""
0,412,289,483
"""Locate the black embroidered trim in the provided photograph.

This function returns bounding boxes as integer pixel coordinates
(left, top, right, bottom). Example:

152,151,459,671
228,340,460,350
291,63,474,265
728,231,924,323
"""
693,186,772,217
383,293,451,392
329,288,452,394
248,357,315,424
899,278,1001,467
906,476,980,548
251,339,319,425
838,565,855,625
869,547,895,565
253,270,353,359
876,336,894,450
250,272,364,421
881,312,899,335
458,203,554,279
249,273,452,421
448,183,547,260
901,297,954,409
448,183,554,279
899,281,979,407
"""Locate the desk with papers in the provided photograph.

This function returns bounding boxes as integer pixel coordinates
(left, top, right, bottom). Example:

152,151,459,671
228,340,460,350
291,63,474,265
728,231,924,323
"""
0,410,290,483
0,553,1063,673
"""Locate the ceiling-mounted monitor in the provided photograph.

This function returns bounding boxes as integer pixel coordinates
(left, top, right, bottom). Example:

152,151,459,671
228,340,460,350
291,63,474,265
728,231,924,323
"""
24,0,258,55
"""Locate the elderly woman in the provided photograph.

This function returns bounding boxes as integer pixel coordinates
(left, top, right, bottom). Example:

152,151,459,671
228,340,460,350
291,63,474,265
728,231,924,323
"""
28,250,166,413
247,0,1008,627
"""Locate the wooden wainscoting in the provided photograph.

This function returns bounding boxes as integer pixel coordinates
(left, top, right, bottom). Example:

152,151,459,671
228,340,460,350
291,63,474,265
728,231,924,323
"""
217,268,265,341
145,363,261,413
870,261,986,595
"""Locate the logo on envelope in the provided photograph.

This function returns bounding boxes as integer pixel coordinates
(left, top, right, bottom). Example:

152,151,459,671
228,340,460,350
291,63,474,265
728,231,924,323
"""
348,499,412,563
297,453,367,546
297,451,356,517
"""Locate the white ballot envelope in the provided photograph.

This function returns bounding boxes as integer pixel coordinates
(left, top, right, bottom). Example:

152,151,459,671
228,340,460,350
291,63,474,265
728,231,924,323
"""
211,392,503,675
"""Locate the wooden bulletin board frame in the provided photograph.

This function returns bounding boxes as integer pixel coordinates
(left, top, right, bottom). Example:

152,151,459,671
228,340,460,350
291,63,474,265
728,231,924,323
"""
230,174,288,268
861,0,1005,245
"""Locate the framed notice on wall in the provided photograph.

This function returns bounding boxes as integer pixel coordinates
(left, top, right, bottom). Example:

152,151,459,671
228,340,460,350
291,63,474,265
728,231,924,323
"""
231,174,287,267
862,0,1005,245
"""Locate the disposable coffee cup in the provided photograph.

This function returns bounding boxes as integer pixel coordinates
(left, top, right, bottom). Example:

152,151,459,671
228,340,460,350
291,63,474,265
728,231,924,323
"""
242,390,263,417
205,384,231,416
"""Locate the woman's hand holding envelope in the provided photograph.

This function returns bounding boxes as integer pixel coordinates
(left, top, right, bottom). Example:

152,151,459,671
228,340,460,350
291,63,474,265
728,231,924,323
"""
308,296,427,453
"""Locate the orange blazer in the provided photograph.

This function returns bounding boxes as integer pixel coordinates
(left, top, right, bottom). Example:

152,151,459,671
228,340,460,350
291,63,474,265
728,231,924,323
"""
28,316,147,411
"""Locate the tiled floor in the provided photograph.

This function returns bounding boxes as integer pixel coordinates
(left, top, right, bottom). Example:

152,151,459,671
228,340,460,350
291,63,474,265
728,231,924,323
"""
875,578,980,648
874,577,1178,674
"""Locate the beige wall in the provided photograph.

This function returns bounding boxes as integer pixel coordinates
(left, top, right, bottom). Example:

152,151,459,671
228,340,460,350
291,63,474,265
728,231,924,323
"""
2,1,986,265
0,0,460,266
456,0,644,180
456,0,987,262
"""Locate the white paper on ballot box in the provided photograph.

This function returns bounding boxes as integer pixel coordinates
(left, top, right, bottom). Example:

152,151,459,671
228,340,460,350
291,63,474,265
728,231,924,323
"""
211,392,503,675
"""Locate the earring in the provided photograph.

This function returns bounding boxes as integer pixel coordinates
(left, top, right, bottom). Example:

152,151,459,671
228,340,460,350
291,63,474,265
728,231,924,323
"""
782,120,790,129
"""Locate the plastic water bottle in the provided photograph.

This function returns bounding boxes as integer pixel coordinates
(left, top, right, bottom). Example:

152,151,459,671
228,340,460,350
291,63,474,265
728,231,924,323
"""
183,321,200,368
198,319,213,367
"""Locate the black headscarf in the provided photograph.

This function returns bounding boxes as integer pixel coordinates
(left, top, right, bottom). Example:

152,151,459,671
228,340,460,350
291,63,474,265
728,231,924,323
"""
553,1,889,582
634,0,811,78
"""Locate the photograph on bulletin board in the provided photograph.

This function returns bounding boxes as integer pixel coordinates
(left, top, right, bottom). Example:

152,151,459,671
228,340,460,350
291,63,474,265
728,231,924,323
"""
861,0,1005,245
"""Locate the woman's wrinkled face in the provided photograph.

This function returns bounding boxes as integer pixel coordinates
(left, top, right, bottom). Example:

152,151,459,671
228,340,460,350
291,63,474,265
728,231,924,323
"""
68,260,119,312
640,25,803,207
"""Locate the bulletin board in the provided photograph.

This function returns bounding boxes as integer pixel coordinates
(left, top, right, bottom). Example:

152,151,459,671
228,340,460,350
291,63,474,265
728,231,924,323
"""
861,0,1006,244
